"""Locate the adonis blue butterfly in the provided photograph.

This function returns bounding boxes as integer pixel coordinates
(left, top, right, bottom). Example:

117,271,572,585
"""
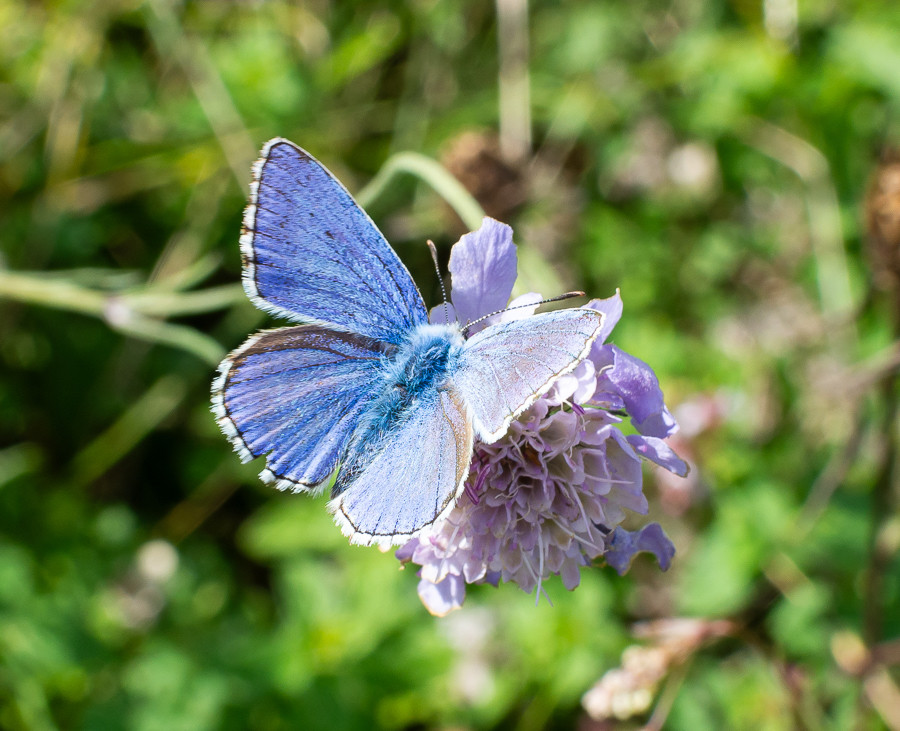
211,139,605,546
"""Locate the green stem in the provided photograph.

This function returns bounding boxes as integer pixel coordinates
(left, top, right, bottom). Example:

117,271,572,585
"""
0,271,107,316
126,284,245,317
71,374,188,487
152,251,223,292
356,151,485,231
0,270,231,364
109,314,225,366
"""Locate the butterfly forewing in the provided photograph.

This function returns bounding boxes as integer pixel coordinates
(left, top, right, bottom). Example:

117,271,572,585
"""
329,385,474,546
454,308,605,442
242,139,429,344
212,325,391,490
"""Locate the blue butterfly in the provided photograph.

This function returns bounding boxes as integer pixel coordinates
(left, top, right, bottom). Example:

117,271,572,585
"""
211,139,605,546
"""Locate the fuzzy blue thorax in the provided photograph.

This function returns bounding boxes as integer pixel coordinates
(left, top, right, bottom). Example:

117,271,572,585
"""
389,323,464,397
333,323,465,492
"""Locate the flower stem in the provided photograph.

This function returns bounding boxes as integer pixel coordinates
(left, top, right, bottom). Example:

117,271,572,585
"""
108,313,225,366
0,269,234,364
356,151,485,231
0,271,107,316
71,374,188,487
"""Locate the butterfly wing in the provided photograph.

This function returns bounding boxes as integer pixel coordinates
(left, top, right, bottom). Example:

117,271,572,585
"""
212,325,392,490
455,308,605,442
242,138,428,344
328,385,474,546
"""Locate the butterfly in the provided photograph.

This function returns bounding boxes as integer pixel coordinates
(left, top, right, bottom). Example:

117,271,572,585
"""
211,138,605,546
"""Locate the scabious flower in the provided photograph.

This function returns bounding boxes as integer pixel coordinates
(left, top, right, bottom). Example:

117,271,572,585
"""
396,219,688,616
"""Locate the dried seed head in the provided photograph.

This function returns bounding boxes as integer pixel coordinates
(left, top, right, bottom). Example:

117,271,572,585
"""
864,149,900,293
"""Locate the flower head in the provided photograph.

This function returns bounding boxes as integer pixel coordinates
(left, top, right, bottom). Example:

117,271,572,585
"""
399,218,687,616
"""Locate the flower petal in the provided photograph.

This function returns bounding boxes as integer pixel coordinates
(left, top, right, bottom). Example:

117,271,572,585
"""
428,301,458,325
478,292,543,335
496,292,542,322
605,523,676,575
585,290,623,344
418,574,466,617
560,557,583,590
593,345,678,438
395,540,417,563
449,217,517,328
626,435,689,477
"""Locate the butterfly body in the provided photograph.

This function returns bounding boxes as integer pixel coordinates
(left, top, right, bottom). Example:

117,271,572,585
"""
213,138,606,546
335,323,465,492
380,323,464,405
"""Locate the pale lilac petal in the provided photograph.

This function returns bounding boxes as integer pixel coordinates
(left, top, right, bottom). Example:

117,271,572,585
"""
538,410,579,452
577,416,615,447
634,405,677,440
544,372,579,406
560,557,583,590
449,217,517,327
605,524,676,575
603,429,648,514
594,345,678,438
585,290,623,344
417,575,466,617
395,540,417,563
462,559,488,584
544,360,595,406
585,393,626,419
419,556,453,585
570,360,597,403
428,301,458,325
626,435,689,477
474,291,544,334
496,292,542,322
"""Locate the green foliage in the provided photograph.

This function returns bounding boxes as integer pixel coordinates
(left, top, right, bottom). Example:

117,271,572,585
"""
1,0,899,728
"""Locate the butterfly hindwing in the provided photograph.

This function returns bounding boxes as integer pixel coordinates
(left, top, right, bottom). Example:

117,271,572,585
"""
242,139,429,344
328,384,474,546
454,309,605,442
212,325,392,489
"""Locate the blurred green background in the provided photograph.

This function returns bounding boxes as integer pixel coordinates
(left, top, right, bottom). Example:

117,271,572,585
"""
1,0,899,728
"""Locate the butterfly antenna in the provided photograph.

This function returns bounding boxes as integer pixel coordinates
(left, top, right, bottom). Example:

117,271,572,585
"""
427,240,451,325
461,291,586,336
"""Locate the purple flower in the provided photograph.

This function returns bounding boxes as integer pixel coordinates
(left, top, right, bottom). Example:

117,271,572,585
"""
399,218,686,616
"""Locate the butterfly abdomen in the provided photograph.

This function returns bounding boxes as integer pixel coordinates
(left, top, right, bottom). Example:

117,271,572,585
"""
333,323,465,494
